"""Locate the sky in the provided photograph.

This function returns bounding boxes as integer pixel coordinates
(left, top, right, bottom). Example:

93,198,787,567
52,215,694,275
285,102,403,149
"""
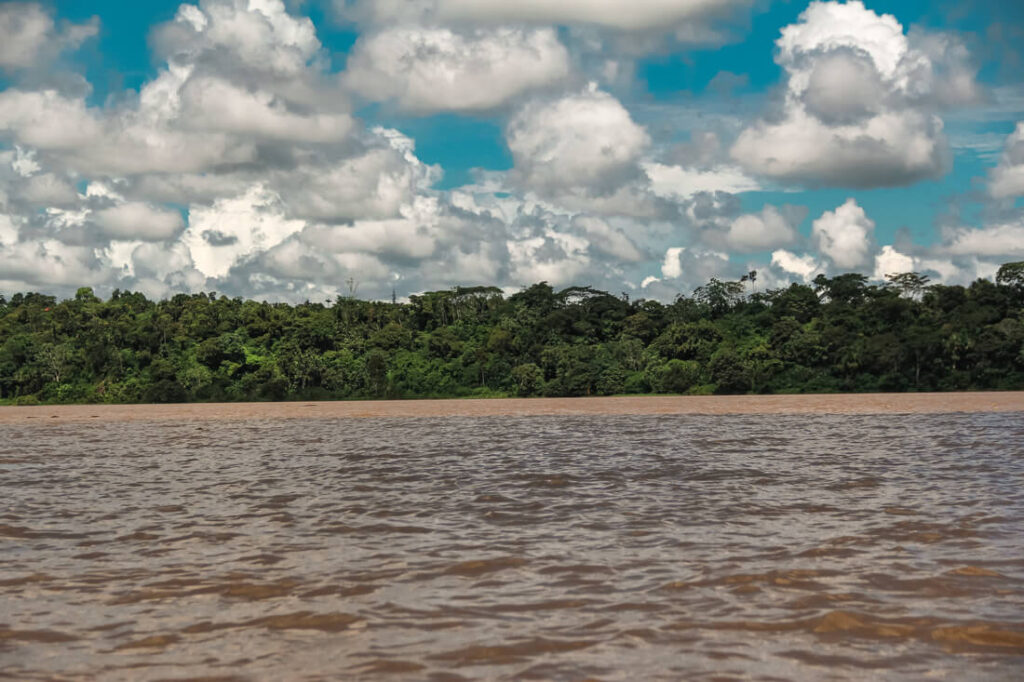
0,0,1023,302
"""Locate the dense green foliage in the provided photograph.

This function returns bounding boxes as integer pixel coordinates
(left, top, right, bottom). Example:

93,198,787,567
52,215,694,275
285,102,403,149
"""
2,264,1023,404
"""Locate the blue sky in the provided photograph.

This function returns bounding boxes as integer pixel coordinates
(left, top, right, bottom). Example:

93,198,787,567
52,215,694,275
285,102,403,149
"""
1,0,1022,301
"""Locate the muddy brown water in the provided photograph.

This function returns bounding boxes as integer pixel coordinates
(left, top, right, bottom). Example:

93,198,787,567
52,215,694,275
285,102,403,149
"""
3,392,1024,424
1,396,1023,680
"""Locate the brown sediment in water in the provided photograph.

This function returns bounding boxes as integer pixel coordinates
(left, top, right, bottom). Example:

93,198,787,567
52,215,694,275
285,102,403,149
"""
1,391,1023,424
4,410,1023,680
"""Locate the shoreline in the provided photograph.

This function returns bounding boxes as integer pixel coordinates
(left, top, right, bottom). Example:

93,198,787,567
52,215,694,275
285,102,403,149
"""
2,392,1023,424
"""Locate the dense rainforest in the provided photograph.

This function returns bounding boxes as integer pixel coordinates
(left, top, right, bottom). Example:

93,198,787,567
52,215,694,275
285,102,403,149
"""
2,264,1023,404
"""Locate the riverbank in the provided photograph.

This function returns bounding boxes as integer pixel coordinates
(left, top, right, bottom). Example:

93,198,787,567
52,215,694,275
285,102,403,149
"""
2,392,1023,424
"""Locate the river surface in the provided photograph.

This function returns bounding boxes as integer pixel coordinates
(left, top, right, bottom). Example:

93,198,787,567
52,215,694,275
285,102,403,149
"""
2,411,1023,680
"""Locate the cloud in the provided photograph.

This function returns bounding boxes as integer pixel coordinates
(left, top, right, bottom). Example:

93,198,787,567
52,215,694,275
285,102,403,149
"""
0,191,20,245
179,76,352,142
872,244,915,280
507,86,650,195
0,239,105,289
344,27,570,112
267,128,441,222
439,0,746,31
661,246,686,279
0,1,353,178
19,173,79,207
811,198,874,269
571,215,645,262
152,0,322,81
0,89,104,152
341,0,753,33
118,126,439,222
643,245,736,298
776,1,907,85
167,161,509,299
660,245,730,281
0,76,254,178
0,2,98,70
1,0,1009,304
447,189,680,291
940,221,1024,258
2,0,695,301
701,204,803,253
802,49,885,125
732,109,949,188
181,185,306,279
771,249,820,282
122,241,207,301
276,240,387,284
0,3,53,69
644,162,761,199
94,203,186,242
659,189,803,255
990,122,1024,199
302,196,443,261
507,231,591,286
731,1,978,188
279,150,422,222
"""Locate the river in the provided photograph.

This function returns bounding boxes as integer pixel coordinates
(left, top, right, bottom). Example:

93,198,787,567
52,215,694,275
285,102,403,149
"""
2,398,1023,680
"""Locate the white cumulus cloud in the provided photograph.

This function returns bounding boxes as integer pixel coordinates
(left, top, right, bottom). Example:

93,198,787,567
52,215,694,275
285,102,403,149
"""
1,0,1009,302
507,232,591,286
342,0,753,33
179,76,352,142
941,222,1024,258
572,215,645,262
811,198,874,269
273,129,440,222
507,86,650,194
20,173,79,207
990,122,1024,199
182,186,306,279
731,1,978,188
344,27,570,112
94,203,186,241
0,2,97,70
661,246,686,279
873,245,915,280
653,246,732,297
152,0,322,80
644,162,761,199
704,205,802,253
439,0,748,31
771,249,820,282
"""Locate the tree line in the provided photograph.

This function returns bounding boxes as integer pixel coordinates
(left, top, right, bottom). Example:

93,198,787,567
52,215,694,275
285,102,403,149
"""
2,263,1023,404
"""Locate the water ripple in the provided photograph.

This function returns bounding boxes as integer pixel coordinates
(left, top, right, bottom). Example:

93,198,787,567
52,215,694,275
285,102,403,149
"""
1,413,1023,680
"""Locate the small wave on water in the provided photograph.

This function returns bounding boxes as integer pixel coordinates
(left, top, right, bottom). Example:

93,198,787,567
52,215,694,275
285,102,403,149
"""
1,413,1023,680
